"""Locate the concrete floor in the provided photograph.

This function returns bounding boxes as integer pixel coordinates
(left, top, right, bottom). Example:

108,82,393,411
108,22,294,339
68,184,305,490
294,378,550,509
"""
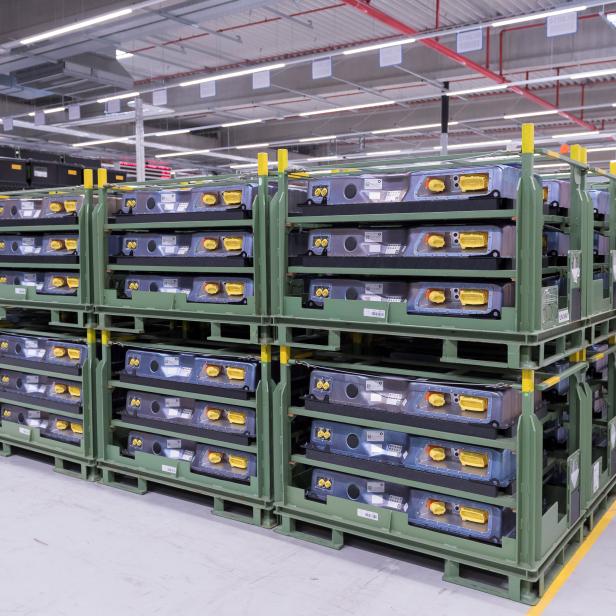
1,455,614,616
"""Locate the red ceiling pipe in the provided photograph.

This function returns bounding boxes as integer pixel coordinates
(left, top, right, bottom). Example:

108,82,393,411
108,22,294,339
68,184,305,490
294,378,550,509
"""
341,0,596,130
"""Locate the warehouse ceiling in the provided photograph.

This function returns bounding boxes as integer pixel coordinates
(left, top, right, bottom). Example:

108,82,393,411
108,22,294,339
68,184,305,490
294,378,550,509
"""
0,0,615,173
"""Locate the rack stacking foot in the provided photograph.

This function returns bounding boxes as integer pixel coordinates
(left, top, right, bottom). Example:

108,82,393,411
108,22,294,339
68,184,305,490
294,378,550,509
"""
269,133,616,603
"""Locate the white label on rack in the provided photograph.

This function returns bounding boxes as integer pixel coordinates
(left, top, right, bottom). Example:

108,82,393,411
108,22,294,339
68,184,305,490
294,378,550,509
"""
558,308,570,324
161,464,177,475
364,178,383,190
366,481,385,493
363,308,386,319
15,288,26,295
33,168,48,178
365,379,383,392
162,236,177,246
593,460,601,493
357,508,379,521
365,283,383,295
164,356,180,366
165,397,180,407
166,439,181,449
364,231,383,243
18,426,31,437
366,430,385,442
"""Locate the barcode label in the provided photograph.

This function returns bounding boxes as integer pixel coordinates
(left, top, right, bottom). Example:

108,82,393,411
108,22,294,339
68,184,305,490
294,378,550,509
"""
363,308,386,318
365,379,383,392
364,178,383,190
364,231,383,243
18,426,31,437
366,481,385,493
164,356,180,366
165,397,180,407
558,308,570,324
357,508,379,521
366,430,385,442
15,288,26,295
161,464,177,475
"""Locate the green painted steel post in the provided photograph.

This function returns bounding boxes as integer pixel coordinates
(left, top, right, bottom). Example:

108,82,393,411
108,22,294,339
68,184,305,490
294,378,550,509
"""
517,368,543,566
517,124,543,332
92,168,108,308
95,329,111,464
569,145,593,317
82,169,94,313
272,149,289,317
256,152,270,316
273,346,291,504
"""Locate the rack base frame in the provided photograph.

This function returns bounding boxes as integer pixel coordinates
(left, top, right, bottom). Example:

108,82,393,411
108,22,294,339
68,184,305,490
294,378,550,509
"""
98,461,277,528
0,438,97,481
275,480,616,605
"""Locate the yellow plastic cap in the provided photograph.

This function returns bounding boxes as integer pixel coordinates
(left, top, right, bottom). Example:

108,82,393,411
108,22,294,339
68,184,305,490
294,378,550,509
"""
459,232,488,250
427,289,446,304
227,411,246,425
54,383,67,394
68,385,81,397
202,238,219,251
64,200,77,213
206,408,222,421
222,190,242,206
56,420,69,430
49,202,63,213
426,234,446,249
458,395,488,413
203,282,220,295
130,398,141,407
427,392,446,407
428,446,446,462
125,198,137,208
67,277,79,288
223,237,243,251
67,348,81,360
51,276,66,288
65,239,78,251
459,451,488,468
131,437,143,447
70,422,83,434
459,506,488,525
459,174,488,192
224,282,245,296
208,451,223,464
205,365,221,377
49,240,64,250
428,500,447,515
52,347,66,357
426,178,446,193
459,289,488,306
225,367,245,381
202,193,217,205
229,455,248,469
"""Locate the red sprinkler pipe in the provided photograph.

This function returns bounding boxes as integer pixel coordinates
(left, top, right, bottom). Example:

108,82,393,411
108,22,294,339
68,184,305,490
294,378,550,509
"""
340,0,596,131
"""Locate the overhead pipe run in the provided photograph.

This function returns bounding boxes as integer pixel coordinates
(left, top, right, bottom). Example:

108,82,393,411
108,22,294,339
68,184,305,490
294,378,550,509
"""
340,0,597,132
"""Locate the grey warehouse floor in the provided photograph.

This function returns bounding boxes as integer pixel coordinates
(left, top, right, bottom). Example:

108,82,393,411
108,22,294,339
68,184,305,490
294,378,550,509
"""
1,455,614,616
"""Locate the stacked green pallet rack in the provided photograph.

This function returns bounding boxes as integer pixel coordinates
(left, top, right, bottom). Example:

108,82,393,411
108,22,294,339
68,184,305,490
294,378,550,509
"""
92,164,276,526
269,126,616,603
0,170,97,479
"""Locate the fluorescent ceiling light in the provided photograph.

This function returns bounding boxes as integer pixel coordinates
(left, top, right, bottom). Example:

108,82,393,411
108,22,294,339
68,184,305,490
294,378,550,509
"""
299,135,337,142
447,84,508,97
73,136,133,147
586,146,616,152
552,130,601,139
372,121,459,135
235,142,270,150
97,91,140,104
152,128,192,137
362,150,402,157
343,37,415,56
300,100,393,117
491,5,587,28
155,149,211,159
20,8,133,45
436,139,512,150
27,106,66,117
220,119,263,128
503,109,560,120
116,49,134,60
306,155,342,162
535,163,569,169
230,162,277,169
180,63,286,87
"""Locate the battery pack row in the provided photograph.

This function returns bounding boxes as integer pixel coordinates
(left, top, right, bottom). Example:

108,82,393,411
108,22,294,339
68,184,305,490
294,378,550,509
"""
308,419,516,487
307,468,514,543
543,180,610,219
0,271,80,295
0,234,80,257
124,390,256,437
0,333,86,368
127,431,256,482
304,276,564,319
1,404,83,445
109,231,253,259
122,349,259,392
0,369,82,408
308,369,522,431
0,195,85,221
120,276,253,304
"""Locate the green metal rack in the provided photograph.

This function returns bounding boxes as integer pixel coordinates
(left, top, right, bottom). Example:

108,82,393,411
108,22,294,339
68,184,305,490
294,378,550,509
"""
91,164,272,344
269,134,616,370
0,174,95,328
0,326,97,480
95,330,276,527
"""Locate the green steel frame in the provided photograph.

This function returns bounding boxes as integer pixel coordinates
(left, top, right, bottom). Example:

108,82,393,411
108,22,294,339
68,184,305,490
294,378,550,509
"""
0,326,97,480
95,331,276,527
269,142,616,369
272,342,616,603
0,182,95,328
91,168,272,344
